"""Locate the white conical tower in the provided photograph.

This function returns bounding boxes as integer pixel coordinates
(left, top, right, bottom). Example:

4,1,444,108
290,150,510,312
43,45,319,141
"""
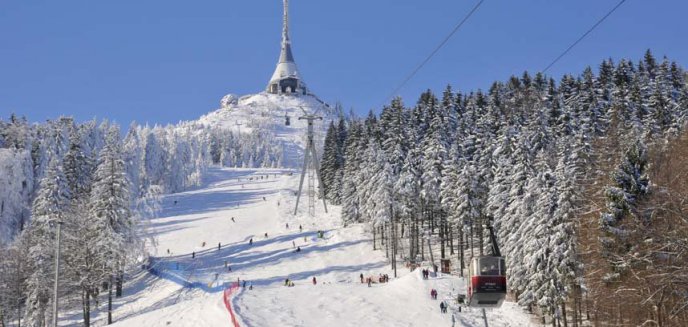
266,0,307,95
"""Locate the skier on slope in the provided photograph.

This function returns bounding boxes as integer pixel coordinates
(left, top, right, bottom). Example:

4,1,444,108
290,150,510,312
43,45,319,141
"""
312,277,317,285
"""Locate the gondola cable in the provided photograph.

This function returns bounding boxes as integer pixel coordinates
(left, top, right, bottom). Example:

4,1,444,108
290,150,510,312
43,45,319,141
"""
542,0,628,73
383,0,485,105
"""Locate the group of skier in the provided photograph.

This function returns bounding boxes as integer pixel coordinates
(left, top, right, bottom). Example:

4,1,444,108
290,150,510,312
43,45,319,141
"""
359,273,390,287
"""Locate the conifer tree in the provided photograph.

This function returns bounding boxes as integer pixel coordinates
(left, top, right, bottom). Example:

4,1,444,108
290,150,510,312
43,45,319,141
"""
600,139,649,242
321,122,339,202
24,156,71,327
63,126,93,198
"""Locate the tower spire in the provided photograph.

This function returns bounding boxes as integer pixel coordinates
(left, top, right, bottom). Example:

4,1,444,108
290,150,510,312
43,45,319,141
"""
283,0,289,41
267,0,306,95
278,0,294,63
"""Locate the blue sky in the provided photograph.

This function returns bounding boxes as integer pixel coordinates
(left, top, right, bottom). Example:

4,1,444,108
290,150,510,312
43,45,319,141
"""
1,0,687,125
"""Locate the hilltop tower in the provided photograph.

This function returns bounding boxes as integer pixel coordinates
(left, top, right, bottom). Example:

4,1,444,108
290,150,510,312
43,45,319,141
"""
266,0,307,95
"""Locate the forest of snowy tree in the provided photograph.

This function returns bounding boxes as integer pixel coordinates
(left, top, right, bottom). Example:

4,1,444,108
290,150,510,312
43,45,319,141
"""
321,50,688,326
0,112,284,325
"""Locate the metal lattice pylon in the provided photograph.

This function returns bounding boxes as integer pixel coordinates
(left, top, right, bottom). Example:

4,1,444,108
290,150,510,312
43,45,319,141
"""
294,108,328,217
307,159,316,217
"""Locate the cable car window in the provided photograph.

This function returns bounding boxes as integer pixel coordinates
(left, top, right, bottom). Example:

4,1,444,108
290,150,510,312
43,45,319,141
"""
479,257,502,276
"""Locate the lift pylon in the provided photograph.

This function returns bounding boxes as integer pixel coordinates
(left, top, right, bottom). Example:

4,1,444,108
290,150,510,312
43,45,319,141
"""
294,108,328,216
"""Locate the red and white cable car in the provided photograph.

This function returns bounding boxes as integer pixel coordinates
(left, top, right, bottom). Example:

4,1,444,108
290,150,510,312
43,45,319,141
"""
467,256,506,307
465,224,507,308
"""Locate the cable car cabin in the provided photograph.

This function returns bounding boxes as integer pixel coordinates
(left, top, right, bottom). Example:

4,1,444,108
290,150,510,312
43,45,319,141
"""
467,256,507,308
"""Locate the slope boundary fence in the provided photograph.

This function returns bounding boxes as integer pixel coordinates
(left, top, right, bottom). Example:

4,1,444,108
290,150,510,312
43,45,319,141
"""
223,282,241,327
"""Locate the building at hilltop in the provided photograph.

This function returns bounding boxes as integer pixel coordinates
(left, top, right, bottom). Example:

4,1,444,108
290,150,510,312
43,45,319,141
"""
266,0,308,95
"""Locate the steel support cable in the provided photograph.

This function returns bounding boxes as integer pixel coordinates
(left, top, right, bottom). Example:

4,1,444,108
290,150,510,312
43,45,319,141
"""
384,0,485,104
542,0,628,73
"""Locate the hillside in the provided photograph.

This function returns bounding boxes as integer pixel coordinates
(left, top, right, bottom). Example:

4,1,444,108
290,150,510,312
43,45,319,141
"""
199,92,337,168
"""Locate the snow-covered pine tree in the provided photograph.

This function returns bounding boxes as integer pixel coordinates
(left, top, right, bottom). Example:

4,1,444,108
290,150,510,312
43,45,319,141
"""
599,138,649,247
23,156,71,327
486,126,517,237
516,151,553,311
321,121,339,202
546,148,581,318
63,125,93,199
0,241,29,326
89,125,135,298
0,148,34,244
123,124,143,202
420,93,447,211
396,142,423,259
341,121,364,223
61,199,111,326
500,135,533,301
142,128,167,190
360,140,383,224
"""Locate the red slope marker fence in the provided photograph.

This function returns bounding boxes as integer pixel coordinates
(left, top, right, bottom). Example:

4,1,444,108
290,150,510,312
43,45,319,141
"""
223,282,241,327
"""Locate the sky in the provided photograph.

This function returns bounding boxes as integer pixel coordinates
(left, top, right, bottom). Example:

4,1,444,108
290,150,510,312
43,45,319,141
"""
1,0,687,126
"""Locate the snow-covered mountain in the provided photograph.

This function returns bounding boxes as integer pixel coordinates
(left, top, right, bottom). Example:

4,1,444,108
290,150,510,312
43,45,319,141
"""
198,92,337,168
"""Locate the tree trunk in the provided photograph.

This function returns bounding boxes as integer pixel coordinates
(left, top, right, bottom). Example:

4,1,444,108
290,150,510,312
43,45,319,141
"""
449,223,454,256
469,222,474,259
373,225,376,250
409,219,414,262
82,290,91,327
381,224,385,246
478,217,484,256
108,275,113,324
458,223,465,277
116,272,123,297
384,223,389,258
440,217,446,259
572,296,577,327
392,211,397,278
562,302,568,327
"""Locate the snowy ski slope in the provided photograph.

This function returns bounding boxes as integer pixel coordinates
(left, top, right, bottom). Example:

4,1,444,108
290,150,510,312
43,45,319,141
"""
61,166,533,327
